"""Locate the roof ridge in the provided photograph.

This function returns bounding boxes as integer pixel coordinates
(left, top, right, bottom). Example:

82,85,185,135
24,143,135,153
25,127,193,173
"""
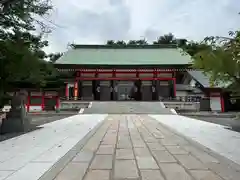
70,44,178,49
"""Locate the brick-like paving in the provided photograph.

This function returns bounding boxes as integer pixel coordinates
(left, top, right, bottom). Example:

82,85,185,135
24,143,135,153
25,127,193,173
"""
53,115,240,180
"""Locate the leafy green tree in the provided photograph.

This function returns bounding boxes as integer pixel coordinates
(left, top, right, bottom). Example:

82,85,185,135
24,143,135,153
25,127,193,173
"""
48,52,63,63
153,33,176,45
136,39,148,45
184,31,240,95
127,40,137,45
106,40,115,45
0,0,54,107
116,40,126,46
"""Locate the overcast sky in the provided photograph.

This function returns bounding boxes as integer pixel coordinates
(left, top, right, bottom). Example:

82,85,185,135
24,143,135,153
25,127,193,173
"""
43,0,240,53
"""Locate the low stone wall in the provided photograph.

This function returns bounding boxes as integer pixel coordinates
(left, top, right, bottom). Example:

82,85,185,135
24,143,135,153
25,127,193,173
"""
163,101,200,111
60,101,90,111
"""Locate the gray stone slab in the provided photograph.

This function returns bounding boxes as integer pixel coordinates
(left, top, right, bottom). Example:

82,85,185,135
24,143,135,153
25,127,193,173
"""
101,136,117,145
152,132,164,139
160,163,192,180
136,157,159,169
114,160,139,179
190,170,222,180
159,139,178,146
175,154,208,170
84,170,110,180
132,141,146,148
54,162,88,180
116,149,134,160
134,148,152,157
165,146,189,155
183,146,219,163
143,136,159,143
0,170,14,180
83,138,104,152
152,150,176,163
90,155,113,170
141,170,165,180
72,150,94,162
147,143,165,151
207,162,240,180
117,139,132,149
97,145,115,155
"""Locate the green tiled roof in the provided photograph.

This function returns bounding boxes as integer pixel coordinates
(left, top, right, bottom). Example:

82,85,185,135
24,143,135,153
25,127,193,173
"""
55,45,192,65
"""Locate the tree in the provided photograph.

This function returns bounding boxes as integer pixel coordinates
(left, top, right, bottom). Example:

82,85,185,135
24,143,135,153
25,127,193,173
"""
116,40,126,46
184,31,240,95
0,0,54,107
106,40,115,45
181,41,211,56
127,40,137,45
136,39,148,45
153,33,177,45
48,52,63,63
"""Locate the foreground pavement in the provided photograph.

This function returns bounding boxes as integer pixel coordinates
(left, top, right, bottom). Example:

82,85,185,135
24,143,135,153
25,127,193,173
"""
50,115,240,180
0,114,107,180
1,105,240,180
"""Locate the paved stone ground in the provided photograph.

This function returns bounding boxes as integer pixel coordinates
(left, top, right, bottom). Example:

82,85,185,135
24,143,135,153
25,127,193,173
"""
53,115,240,180
83,102,172,114
183,115,240,133
0,114,75,142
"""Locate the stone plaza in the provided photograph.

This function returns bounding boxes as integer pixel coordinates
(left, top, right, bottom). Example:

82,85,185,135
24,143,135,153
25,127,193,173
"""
1,102,240,180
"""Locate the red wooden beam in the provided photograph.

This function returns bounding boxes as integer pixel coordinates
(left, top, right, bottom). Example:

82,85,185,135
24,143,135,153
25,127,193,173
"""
76,77,174,81
77,69,174,74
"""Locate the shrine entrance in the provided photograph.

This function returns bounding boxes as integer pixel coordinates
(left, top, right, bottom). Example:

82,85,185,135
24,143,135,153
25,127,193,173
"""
71,69,176,101
78,79,173,101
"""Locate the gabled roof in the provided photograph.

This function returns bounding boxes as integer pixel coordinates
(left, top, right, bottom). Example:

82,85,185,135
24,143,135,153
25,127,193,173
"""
55,45,192,65
187,70,230,89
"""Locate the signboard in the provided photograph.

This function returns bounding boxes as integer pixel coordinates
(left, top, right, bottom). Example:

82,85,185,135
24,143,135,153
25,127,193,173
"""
7,92,14,96
45,91,57,96
159,81,169,85
210,92,220,97
30,92,42,96
158,73,173,77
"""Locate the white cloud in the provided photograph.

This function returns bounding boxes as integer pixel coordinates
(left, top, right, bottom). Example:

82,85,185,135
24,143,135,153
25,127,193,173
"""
43,0,240,53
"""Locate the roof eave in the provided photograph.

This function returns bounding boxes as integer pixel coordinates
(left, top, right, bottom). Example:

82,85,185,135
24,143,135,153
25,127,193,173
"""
70,44,178,49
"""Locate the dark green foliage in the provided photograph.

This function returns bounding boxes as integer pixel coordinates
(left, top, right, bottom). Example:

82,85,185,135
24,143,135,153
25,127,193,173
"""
48,52,63,63
182,31,240,95
0,0,55,108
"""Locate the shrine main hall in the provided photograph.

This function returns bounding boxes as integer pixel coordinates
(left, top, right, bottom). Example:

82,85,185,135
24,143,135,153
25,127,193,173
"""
54,44,226,112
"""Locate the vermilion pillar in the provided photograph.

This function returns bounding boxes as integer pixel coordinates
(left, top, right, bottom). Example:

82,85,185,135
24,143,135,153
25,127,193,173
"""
56,96,60,109
27,94,30,112
221,95,225,112
74,80,78,100
173,78,176,97
41,94,45,111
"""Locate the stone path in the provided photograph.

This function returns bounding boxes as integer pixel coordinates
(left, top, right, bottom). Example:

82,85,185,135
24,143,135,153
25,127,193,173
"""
53,115,240,180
